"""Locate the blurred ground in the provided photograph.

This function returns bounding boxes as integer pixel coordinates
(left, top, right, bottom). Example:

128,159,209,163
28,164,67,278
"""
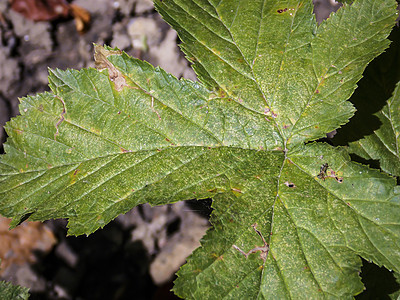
0,1,340,299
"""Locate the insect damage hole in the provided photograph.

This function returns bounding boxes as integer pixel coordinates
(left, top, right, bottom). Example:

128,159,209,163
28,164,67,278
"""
317,163,344,183
317,163,329,180
233,223,269,262
284,181,296,188
277,8,288,13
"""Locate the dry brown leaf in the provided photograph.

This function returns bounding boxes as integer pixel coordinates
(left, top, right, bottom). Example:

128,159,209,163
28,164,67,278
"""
0,216,56,275
69,3,91,34
10,0,70,22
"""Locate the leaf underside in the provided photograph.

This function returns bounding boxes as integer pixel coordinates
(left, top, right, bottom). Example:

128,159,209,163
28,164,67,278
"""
1,0,400,299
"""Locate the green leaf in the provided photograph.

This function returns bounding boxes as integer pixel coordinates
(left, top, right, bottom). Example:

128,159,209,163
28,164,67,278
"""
0,281,30,300
0,55,281,235
155,0,395,145
175,142,400,298
390,272,400,299
0,0,399,298
349,81,400,176
333,26,400,176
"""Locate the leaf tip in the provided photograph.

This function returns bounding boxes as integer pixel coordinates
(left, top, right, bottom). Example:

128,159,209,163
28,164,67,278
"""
94,45,128,92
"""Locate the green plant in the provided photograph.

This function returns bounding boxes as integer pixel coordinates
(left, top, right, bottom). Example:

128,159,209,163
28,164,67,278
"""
0,280,29,300
1,0,400,298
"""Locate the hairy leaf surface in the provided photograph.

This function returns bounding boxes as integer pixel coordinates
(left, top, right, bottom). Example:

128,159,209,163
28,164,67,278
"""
0,0,399,298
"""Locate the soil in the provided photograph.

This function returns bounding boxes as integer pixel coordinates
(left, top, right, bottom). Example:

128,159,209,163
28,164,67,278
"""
0,1,342,299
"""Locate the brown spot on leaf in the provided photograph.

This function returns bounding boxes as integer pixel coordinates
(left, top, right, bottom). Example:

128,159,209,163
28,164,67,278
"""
335,177,343,183
277,8,288,13
94,45,128,92
284,181,296,188
90,127,101,134
218,89,226,98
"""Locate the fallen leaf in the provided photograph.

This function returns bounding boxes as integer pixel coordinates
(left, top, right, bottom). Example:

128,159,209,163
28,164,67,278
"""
0,216,56,275
69,3,91,34
10,0,70,22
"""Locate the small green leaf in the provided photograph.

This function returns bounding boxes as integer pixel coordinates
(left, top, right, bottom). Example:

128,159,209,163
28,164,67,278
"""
0,281,30,300
349,81,400,176
390,272,400,299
